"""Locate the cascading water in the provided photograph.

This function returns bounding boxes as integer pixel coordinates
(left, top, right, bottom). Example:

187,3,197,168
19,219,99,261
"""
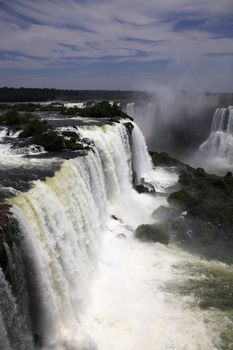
124,102,157,141
125,103,135,118
197,106,233,169
10,152,109,349
0,120,232,350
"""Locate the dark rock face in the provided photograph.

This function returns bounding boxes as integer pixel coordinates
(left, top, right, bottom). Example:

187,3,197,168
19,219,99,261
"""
0,204,17,271
135,223,170,244
124,122,134,134
135,183,155,194
135,178,155,194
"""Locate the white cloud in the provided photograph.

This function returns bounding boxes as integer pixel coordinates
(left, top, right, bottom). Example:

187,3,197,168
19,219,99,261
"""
0,0,232,90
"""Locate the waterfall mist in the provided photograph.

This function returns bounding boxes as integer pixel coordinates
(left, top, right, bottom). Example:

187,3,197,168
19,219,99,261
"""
124,87,225,160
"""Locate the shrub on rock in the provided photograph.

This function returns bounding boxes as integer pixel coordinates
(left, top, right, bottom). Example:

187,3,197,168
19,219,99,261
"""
3,110,34,125
20,119,50,138
33,131,64,152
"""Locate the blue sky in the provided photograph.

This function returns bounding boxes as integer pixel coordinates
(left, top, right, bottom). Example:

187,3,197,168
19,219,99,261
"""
0,0,232,91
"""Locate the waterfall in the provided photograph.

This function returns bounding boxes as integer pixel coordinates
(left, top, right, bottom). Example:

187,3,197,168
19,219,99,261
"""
10,152,108,349
131,122,154,181
1,121,156,349
198,106,233,163
0,120,232,350
125,103,135,118
131,122,169,192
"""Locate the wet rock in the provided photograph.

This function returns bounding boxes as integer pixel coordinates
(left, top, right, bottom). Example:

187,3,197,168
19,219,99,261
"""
62,131,80,140
135,179,155,194
34,334,42,347
152,205,181,221
125,224,133,231
82,137,94,146
135,223,170,244
117,233,126,239
0,204,12,214
124,122,134,134
135,184,154,193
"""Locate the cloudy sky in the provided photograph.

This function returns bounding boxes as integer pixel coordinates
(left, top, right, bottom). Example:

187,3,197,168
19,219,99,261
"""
0,0,232,91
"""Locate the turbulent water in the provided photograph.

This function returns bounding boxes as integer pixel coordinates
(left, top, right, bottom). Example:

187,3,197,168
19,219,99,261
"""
0,118,232,350
197,106,233,172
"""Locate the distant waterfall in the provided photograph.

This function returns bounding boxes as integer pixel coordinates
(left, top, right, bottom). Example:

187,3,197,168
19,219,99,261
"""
126,102,135,118
198,106,233,162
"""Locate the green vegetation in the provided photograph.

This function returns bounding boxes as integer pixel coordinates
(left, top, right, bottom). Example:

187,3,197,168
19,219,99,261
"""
168,189,198,209
1,109,64,152
20,119,50,137
2,110,34,125
78,101,128,119
149,150,184,167
0,101,131,119
59,101,129,118
0,87,143,103
168,167,233,227
149,149,233,245
0,103,64,112
33,132,64,152
0,102,130,152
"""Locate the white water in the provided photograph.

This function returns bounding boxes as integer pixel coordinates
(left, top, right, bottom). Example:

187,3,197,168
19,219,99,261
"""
0,121,230,349
126,103,135,118
131,122,177,192
80,233,228,350
197,106,233,171
0,126,46,157
64,102,86,109
125,102,157,141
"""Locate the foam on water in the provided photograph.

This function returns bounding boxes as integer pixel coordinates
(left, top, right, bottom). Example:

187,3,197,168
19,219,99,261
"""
79,223,228,350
